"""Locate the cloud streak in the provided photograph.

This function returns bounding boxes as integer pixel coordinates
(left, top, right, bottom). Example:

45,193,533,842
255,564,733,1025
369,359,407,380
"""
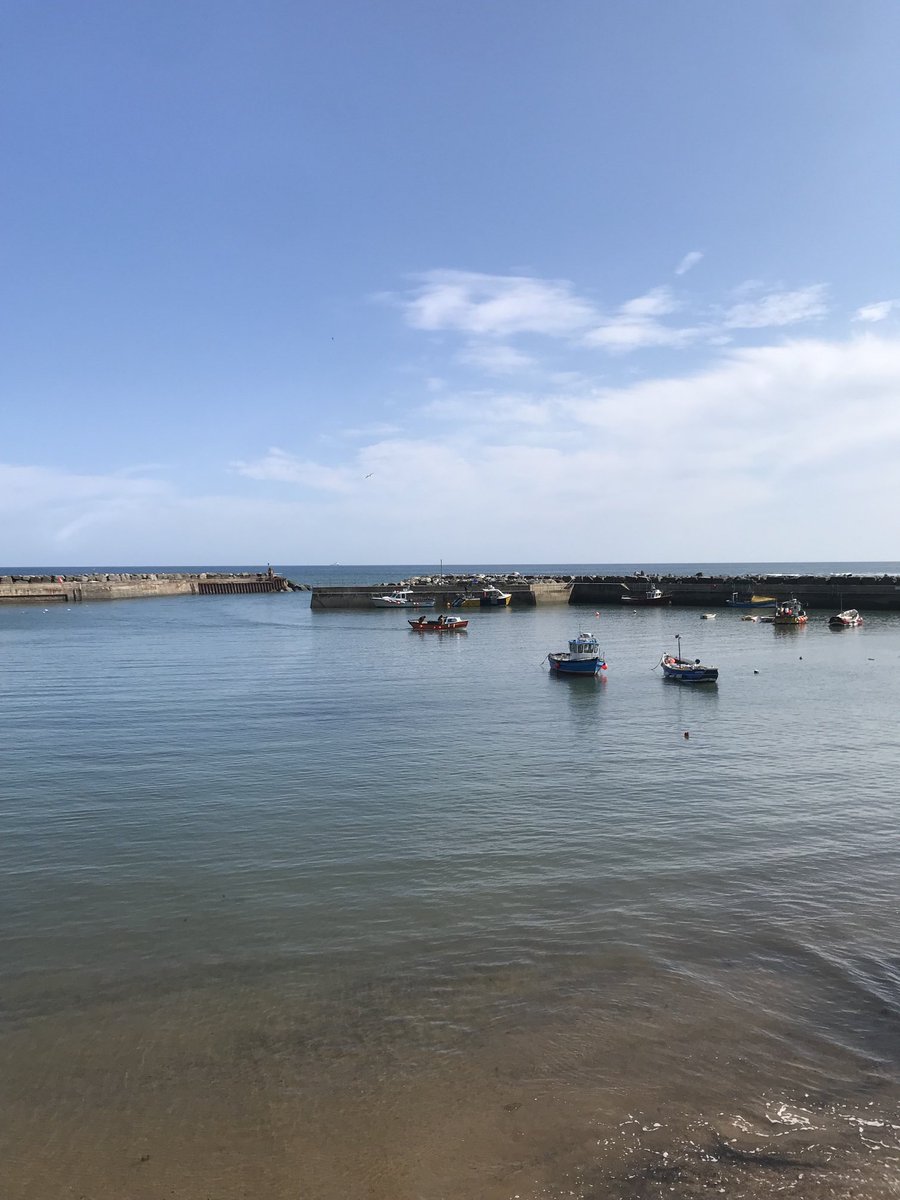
403,269,598,337
231,447,354,492
8,273,896,564
853,300,896,323
724,284,828,329
227,331,900,559
585,286,699,351
675,250,703,275
397,270,833,360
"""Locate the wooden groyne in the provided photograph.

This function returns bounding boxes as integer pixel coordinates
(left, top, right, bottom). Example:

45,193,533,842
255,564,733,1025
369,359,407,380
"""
0,571,298,604
310,571,900,611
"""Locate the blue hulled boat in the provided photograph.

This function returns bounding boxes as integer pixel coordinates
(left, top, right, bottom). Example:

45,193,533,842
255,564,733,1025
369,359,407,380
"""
548,632,607,676
725,591,777,609
659,635,718,683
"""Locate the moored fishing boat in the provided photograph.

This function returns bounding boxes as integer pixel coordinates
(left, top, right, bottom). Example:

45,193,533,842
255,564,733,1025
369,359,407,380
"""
372,588,436,609
450,585,512,608
726,592,777,609
408,614,468,632
659,635,718,683
772,598,808,626
620,584,672,606
547,632,607,676
828,608,863,628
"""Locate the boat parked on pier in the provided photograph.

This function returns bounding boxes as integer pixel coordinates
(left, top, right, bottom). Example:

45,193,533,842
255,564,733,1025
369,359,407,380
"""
450,585,512,608
659,635,718,683
726,592,777,609
547,632,607,676
371,588,436,609
620,584,672,606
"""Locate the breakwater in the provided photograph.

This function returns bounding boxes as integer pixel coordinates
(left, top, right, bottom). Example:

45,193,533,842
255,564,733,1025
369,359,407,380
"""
575,571,900,609
0,571,298,604
311,575,572,609
310,571,900,610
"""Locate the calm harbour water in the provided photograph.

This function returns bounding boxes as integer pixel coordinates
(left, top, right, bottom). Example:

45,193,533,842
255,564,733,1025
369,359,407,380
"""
1,564,899,1199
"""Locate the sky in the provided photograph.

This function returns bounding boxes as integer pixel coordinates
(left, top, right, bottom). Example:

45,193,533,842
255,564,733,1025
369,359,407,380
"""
3,0,900,565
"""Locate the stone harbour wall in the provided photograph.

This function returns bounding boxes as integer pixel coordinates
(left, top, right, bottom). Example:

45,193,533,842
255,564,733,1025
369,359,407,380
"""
0,572,297,604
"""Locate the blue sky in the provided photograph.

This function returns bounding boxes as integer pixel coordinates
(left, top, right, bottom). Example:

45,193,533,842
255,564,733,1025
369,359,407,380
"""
3,0,900,564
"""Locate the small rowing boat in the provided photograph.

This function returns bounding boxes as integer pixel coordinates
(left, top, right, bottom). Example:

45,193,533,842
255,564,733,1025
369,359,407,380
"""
659,635,718,683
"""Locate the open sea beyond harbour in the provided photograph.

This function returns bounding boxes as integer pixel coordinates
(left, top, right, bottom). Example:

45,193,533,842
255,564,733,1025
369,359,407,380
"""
2,563,900,1199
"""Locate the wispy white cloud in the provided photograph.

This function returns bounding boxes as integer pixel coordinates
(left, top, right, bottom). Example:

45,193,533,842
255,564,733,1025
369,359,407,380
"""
0,461,327,564
731,279,766,298
0,464,168,517
585,286,698,351
853,300,896,323
113,462,171,477
620,287,679,318
724,284,828,329
231,447,353,491
332,422,404,441
401,269,599,337
674,250,703,276
585,320,696,351
458,341,535,374
7,331,900,564
425,390,554,430
397,270,838,364
227,332,900,559
0,463,172,556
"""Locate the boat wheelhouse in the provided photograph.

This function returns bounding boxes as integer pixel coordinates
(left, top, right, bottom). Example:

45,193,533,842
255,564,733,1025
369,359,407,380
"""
772,598,808,626
450,585,512,608
548,632,607,676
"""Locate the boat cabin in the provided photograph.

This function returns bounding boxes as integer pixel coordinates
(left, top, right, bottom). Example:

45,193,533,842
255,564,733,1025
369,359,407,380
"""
568,633,600,657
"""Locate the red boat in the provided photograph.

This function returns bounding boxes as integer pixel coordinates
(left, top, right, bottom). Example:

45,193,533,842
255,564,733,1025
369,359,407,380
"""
408,615,468,632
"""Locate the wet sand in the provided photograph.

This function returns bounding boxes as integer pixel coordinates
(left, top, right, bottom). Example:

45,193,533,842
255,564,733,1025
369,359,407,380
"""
2,956,899,1200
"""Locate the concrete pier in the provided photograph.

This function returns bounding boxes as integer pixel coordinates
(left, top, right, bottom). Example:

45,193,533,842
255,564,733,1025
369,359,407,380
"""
310,576,573,610
309,571,900,611
0,571,296,604
571,572,900,610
